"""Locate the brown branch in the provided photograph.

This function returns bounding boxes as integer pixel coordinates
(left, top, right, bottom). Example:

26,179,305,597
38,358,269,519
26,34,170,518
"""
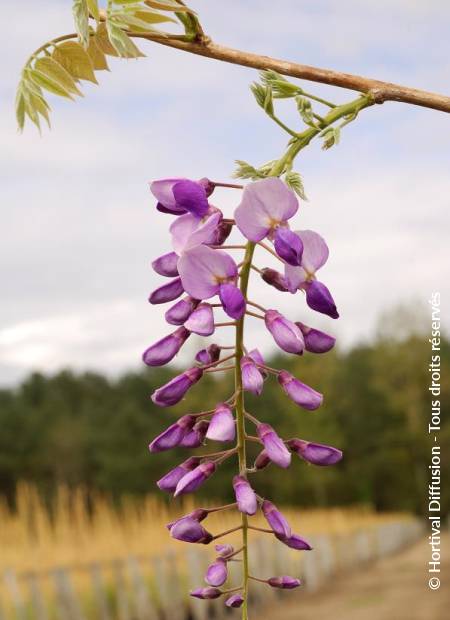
131,34,450,114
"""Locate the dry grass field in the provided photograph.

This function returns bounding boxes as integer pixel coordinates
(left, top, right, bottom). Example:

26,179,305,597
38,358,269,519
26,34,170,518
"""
1,484,414,573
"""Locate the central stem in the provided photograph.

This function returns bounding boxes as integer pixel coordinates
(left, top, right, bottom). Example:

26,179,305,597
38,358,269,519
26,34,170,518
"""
235,241,256,620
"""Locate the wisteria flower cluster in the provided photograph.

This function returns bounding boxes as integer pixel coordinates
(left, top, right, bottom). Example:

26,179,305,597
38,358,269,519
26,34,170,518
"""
144,176,343,615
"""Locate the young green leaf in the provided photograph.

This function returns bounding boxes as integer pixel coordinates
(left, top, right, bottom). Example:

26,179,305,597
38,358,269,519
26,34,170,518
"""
87,37,110,70
95,23,120,56
33,57,83,96
106,21,146,57
52,41,98,83
296,96,316,126
321,126,340,150
144,0,192,12
284,171,307,200
87,0,100,21
73,0,90,48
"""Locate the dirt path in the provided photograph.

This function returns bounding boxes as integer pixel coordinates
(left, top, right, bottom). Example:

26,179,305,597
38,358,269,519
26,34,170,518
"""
259,534,449,620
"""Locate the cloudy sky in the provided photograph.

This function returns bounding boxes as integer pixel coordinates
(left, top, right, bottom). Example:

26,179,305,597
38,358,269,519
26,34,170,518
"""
1,1,449,385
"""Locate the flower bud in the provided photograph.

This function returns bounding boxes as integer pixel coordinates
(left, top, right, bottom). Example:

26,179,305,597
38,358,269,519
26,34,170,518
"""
151,251,179,277
195,343,221,365
206,403,235,442
276,532,312,551
225,594,244,608
165,296,198,325
184,303,214,336
287,438,342,466
254,449,271,470
215,544,234,557
157,456,201,492
233,475,257,515
149,415,195,453
170,516,212,544
248,348,268,379
174,461,216,497
240,356,264,396
219,283,246,319
295,321,335,353
151,367,203,407
273,228,303,266
278,371,323,411
264,309,304,355
190,587,222,600
149,277,184,305
180,419,209,448
142,327,190,367
166,508,209,530
205,558,228,586
210,219,233,245
257,424,291,469
261,500,291,539
261,268,289,292
304,280,339,319
268,576,301,589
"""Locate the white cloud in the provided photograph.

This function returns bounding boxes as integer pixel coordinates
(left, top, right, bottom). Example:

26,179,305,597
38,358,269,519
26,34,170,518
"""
1,0,449,384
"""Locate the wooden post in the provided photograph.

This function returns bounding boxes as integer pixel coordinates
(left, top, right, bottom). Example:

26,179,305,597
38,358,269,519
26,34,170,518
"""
112,560,130,620
3,569,27,620
52,567,87,620
89,564,111,620
127,556,157,620
25,572,49,620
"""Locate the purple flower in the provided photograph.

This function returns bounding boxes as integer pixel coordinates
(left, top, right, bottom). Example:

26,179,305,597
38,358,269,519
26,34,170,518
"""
195,343,221,365
209,219,233,246
166,508,208,530
157,456,201,492
178,245,238,300
277,533,312,551
287,438,342,466
150,178,208,217
278,370,323,411
254,449,271,470
264,309,304,355
179,419,209,448
148,277,184,305
190,587,222,600
151,251,179,277
261,500,291,538
184,303,214,336
257,423,291,468
142,327,190,367
165,296,198,325
295,322,336,353
219,283,246,319
240,356,264,395
304,280,339,319
215,544,234,557
274,228,303,266
151,367,203,407
234,178,298,242
170,516,212,544
170,211,222,254
233,475,257,515
284,230,329,292
174,461,216,497
206,404,235,442
268,576,301,590
248,348,268,379
149,415,195,453
261,268,289,292
205,559,228,586
225,594,244,608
